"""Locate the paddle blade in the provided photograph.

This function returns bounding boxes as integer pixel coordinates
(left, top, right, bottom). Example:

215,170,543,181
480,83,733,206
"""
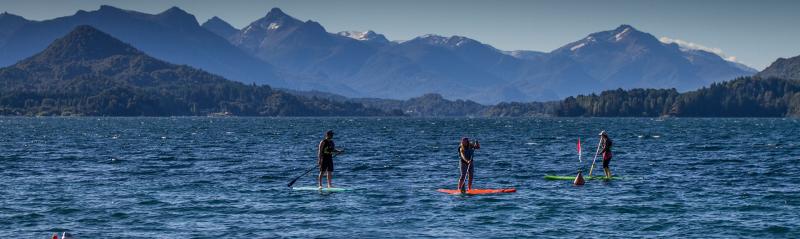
287,178,299,188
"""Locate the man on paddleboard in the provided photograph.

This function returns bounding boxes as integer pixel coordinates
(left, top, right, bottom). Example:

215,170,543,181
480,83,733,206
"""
599,131,613,179
318,130,342,188
458,137,480,192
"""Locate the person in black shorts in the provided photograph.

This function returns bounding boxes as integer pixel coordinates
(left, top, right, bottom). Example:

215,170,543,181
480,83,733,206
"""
318,130,342,188
599,131,613,179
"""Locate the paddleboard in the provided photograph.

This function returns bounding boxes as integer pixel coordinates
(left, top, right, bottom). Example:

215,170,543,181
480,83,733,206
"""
292,186,348,192
544,175,619,180
437,188,516,195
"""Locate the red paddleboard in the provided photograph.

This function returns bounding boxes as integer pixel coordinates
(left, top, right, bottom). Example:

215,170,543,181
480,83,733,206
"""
437,188,516,195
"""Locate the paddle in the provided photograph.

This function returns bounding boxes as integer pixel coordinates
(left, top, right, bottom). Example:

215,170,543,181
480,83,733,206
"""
287,164,318,188
286,150,343,188
577,138,583,164
574,138,587,185
588,136,603,177
466,149,474,191
466,140,480,192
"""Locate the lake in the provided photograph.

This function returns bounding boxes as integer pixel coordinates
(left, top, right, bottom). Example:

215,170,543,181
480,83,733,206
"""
1,117,798,237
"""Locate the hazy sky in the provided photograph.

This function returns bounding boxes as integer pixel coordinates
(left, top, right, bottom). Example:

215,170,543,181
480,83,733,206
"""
2,0,798,70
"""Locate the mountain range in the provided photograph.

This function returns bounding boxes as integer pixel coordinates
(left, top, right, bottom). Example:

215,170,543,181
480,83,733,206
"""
0,25,388,116
211,9,755,103
1,6,757,104
0,24,796,117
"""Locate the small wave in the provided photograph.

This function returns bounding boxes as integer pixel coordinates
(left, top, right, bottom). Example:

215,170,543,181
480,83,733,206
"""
351,165,370,171
47,207,81,214
765,225,790,234
9,212,44,221
138,199,166,206
110,212,129,219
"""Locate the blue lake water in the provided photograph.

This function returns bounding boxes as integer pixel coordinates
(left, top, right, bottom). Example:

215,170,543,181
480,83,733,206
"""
1,117,799,238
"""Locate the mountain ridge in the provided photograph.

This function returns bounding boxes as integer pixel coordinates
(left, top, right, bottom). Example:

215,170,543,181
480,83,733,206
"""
201,16,238,39
756,55,800,80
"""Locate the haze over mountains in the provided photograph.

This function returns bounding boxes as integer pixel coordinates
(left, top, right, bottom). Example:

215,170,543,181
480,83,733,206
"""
1,6,757,104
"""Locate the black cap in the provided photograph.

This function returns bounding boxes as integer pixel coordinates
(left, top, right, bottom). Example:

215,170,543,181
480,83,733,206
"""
325,130,334,136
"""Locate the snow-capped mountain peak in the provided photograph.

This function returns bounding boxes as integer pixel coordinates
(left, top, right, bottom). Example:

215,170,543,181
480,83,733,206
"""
417,34,448,44
615,27,630,41
249,8,301,31
337,30,389,43
411,34,482,48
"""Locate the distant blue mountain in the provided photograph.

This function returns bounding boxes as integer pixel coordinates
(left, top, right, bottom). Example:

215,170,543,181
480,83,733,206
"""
201,16,238,39
756,55,800,80
231,9,376,75
348,34,525,103
0,12,31,47
0,6,283,87
544,25,756,96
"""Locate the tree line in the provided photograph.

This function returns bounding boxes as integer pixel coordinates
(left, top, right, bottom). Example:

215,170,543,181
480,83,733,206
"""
485,77,800,117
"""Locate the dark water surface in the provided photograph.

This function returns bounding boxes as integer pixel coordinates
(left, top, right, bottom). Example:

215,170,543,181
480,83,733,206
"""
1,117,799,238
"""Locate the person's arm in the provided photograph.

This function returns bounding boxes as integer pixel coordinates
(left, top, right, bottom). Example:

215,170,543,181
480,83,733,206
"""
328,141,343,155
459,147,469,164
600,138,608,153
318,140,325,164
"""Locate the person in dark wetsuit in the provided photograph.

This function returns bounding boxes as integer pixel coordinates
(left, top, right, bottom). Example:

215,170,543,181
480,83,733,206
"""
458,137,480,192
318,130,342,188
599,130,613,179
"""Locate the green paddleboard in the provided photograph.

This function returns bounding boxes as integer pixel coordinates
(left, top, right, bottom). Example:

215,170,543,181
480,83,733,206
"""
544,175,620,180
292,186,348,192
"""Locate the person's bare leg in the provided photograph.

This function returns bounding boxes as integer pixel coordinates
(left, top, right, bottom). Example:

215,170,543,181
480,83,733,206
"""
468,171,473,190
318,172,323,188
458,172,466,192
327,171,333,188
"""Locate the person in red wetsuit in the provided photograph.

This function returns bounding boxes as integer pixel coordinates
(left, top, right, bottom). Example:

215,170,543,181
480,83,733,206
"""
318,130,343,188
599,131,613,179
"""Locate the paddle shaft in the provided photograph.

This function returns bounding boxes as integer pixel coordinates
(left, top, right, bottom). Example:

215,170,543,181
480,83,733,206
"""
287,151,342,188
467,151,474,179
588,137,603,177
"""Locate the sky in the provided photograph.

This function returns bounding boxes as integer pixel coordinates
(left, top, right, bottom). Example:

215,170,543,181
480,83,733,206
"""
1,0,799,70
